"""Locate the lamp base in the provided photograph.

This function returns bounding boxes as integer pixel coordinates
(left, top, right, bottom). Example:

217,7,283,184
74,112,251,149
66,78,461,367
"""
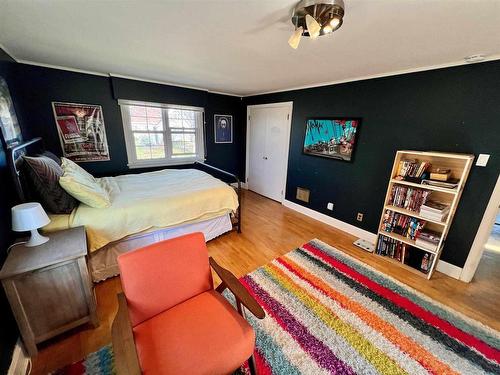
26,229,49,247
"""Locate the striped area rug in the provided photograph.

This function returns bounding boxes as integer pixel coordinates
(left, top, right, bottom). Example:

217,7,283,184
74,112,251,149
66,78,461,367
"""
239,239,500,375
51,345,114,374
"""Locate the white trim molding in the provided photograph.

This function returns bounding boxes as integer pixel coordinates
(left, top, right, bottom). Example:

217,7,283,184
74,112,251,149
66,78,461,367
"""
243,54,500,97
16,59,109,77
12,60,241,97
246,101,293,204
118,100,205,169
110,74,241,97
231,182,248,189
8,51,500,98
8,339,30,375
282,199,463,279
436,260,463,280
283,199,377,243
461,174,500,282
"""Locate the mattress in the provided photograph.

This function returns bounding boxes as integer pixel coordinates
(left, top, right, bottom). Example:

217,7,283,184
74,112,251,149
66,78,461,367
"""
44,168,238,252
89,213,233,282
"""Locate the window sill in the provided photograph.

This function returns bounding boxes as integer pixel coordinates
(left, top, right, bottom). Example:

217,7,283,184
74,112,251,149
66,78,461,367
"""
127,158,205,169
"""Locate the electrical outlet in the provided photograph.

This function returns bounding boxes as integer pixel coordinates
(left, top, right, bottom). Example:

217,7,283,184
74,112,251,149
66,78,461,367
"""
327,202,334,211
356,213,364,222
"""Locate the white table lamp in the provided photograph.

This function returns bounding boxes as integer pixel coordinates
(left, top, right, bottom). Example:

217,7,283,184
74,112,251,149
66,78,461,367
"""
12,203,51,247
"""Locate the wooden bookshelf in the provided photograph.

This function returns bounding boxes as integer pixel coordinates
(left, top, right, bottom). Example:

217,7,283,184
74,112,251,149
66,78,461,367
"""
375,150,474,279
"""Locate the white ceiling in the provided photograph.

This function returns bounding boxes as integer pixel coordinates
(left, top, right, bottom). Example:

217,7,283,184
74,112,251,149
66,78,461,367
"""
1,0,500,96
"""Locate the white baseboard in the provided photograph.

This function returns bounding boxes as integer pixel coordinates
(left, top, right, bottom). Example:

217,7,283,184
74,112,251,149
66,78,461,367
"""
282,199,463,280
8,339,29,375
283,199,377,243
231,182,248,189
435,260,463,279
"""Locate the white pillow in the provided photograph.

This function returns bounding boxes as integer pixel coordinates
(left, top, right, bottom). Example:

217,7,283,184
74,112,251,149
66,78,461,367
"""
59,158,110,208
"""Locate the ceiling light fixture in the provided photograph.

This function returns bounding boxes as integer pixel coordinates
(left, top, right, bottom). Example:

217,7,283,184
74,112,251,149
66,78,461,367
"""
288,0,345,49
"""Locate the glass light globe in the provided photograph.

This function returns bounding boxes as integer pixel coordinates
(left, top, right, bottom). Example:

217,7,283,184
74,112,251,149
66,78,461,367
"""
330,17,341,28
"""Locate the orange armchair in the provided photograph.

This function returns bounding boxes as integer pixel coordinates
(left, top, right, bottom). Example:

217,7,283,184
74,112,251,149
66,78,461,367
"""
111,232,265,375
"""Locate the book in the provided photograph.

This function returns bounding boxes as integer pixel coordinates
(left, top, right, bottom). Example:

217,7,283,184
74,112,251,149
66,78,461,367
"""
388,185,430,212
381,210,426,240
376,234,405,261
397,159,431,179
420,200,450,213
415,230,441,251
421,179,459,189
419,211,448,222
419,200,449,221
415,239,438,252
420,253,435,273
430,169,451,181
418,230,441,243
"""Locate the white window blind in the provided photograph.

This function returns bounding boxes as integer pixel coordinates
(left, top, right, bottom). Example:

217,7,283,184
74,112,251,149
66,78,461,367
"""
118,100,205,168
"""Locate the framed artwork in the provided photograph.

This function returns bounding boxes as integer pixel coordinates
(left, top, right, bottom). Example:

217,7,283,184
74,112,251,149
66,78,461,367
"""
214,114,233,143
0,77,22,149
52,102,110,162
303,117,361,162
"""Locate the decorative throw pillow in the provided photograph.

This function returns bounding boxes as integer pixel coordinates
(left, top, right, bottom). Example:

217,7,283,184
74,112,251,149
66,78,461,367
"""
61,157,96,183
22,155,78,214
59,159,111,209
38,151,61,165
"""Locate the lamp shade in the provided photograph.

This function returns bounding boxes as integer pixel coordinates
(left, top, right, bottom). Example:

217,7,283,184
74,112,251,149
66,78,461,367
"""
11,203,50,232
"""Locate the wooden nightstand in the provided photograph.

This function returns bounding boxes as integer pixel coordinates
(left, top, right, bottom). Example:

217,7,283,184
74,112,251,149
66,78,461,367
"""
0,226,98,356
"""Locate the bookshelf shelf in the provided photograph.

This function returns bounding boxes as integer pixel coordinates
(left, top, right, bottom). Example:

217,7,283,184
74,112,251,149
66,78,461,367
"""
383,205,448,226
379,255,430,278
376,150,474,279
390,179,459,195
377,231,439,254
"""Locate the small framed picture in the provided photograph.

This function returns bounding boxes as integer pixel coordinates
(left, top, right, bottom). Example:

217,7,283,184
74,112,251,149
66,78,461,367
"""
214,114,233,143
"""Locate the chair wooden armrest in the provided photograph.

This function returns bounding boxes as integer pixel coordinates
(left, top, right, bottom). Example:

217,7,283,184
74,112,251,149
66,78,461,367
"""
209,257,265,319
112,293,142,375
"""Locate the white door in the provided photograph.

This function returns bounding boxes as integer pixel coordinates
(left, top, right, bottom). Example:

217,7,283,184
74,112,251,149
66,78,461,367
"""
247,103,292,202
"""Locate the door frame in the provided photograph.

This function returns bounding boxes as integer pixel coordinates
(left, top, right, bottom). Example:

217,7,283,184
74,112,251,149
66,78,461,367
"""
246,101,293,203
460,173,500,282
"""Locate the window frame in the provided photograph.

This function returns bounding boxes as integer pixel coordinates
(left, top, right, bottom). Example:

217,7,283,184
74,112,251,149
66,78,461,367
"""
119,99,206,169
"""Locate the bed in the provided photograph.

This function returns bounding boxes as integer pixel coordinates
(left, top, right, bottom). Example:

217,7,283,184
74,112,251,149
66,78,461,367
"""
8,138,242,282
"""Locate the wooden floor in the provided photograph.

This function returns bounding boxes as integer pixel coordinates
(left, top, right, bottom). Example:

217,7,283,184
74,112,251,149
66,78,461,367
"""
31,190,500,374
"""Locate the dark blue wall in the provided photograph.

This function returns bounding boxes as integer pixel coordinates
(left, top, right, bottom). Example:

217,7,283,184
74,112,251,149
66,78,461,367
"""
10,65,244,178
0,57,244,369
0,48,20,375
244,61,500,268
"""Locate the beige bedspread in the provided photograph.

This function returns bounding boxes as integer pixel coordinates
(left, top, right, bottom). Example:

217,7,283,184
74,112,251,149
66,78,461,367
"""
44,169,238,252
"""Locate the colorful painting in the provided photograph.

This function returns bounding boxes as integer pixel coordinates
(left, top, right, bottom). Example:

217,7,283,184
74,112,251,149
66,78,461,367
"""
214,114,233,143
52,102,109,162
303,118,361,161
0,77,22,148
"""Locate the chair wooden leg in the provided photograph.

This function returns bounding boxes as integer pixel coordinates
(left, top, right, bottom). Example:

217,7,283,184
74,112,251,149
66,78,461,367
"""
248,354,258,375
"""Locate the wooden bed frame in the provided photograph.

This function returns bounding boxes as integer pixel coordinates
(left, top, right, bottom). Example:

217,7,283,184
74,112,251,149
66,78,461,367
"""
8,137,242,233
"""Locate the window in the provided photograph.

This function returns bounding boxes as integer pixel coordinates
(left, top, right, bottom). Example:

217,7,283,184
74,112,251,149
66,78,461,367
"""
119,100,205,168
